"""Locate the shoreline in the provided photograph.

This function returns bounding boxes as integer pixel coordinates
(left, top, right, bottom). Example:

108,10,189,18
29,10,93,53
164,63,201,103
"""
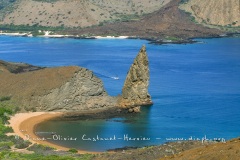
0,31,129,39
8,112,99,154
1,31,237,45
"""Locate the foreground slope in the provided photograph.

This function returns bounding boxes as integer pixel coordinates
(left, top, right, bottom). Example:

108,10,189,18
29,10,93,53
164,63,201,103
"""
160,138,240,160
92,138,240,160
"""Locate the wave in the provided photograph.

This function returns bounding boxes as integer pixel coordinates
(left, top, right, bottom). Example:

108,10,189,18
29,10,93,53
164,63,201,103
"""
94,72,120,80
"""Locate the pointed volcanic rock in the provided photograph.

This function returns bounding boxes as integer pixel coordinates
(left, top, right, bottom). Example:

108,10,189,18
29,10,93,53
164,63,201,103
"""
118,45,152,110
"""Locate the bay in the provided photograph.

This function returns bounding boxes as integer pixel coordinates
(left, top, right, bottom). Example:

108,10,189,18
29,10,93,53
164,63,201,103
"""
0,36,240,151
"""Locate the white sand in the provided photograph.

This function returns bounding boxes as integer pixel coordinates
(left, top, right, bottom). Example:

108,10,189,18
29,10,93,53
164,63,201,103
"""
95,36,129,39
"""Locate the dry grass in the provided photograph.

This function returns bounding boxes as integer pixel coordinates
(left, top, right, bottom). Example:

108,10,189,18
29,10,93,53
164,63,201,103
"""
0,63,79,106
0,0,170,27
179,0,240,27
160,138,240,160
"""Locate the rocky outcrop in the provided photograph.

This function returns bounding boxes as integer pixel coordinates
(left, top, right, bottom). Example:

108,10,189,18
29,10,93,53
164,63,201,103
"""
117,45,152,111
0,62,116,112
33,68,116,111
0,60,43,73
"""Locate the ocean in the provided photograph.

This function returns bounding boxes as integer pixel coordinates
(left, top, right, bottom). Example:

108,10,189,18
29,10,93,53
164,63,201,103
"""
0,35,240,151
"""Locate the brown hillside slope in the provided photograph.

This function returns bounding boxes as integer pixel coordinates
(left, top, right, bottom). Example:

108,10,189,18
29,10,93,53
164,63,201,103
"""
160,138,240,160
179,0,240,27
0,62,78,108
0,61,116,112
0,0,170,27
67,0,222,40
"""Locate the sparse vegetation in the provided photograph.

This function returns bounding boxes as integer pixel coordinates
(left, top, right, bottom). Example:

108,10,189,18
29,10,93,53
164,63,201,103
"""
0,96,11,102
180,0,190,4
27,144,56,154
179,0,239,30
0,152,94,160
117,13,141,22
0,0,16,11
0,0,17,20
0,97,31,152
0,0,170,28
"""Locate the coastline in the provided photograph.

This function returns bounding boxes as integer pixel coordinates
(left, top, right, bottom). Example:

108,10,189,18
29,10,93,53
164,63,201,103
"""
0,31,129,39
0,31,202,45
8,112,99,154
2,31,237,45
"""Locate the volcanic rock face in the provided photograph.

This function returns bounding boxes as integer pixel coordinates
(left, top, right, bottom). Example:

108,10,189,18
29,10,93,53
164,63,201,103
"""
0,63,116,112
34,68,116,111
117,45,152,110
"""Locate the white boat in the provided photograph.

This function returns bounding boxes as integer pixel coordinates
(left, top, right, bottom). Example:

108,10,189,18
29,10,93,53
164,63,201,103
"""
111,76,119,80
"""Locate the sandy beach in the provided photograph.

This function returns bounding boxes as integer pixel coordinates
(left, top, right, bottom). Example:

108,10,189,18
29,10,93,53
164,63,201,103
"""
0,32,29,36
8,112,98,154
0,31,129,39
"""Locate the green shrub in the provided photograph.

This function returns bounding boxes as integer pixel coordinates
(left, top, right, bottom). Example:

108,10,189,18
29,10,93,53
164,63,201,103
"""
27,143,56,154
0,107,13,123
15,140,31,149
0,141,14,148
0,124,13,135
0,24,65,33
7,135,31,149
68,148,78,153
0,96,11,102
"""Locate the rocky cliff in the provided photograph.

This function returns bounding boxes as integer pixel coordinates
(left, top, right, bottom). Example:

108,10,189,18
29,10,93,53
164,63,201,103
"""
117,45,152,112
34,68,116,111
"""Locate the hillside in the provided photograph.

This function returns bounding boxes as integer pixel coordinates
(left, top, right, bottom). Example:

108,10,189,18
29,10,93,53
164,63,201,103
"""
160,138,240,160
64,0,222,42
179,0,240,28
0,61,116,112
0,0,170,27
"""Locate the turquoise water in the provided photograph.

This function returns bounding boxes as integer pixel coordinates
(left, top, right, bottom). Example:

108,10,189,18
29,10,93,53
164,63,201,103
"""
0,36,240,151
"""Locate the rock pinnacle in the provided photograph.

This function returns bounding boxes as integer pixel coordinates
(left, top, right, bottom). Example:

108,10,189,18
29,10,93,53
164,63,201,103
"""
118,45,152,111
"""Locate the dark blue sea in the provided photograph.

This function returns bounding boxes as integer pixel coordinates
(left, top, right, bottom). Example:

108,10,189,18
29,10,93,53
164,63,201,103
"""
0,36,240,151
